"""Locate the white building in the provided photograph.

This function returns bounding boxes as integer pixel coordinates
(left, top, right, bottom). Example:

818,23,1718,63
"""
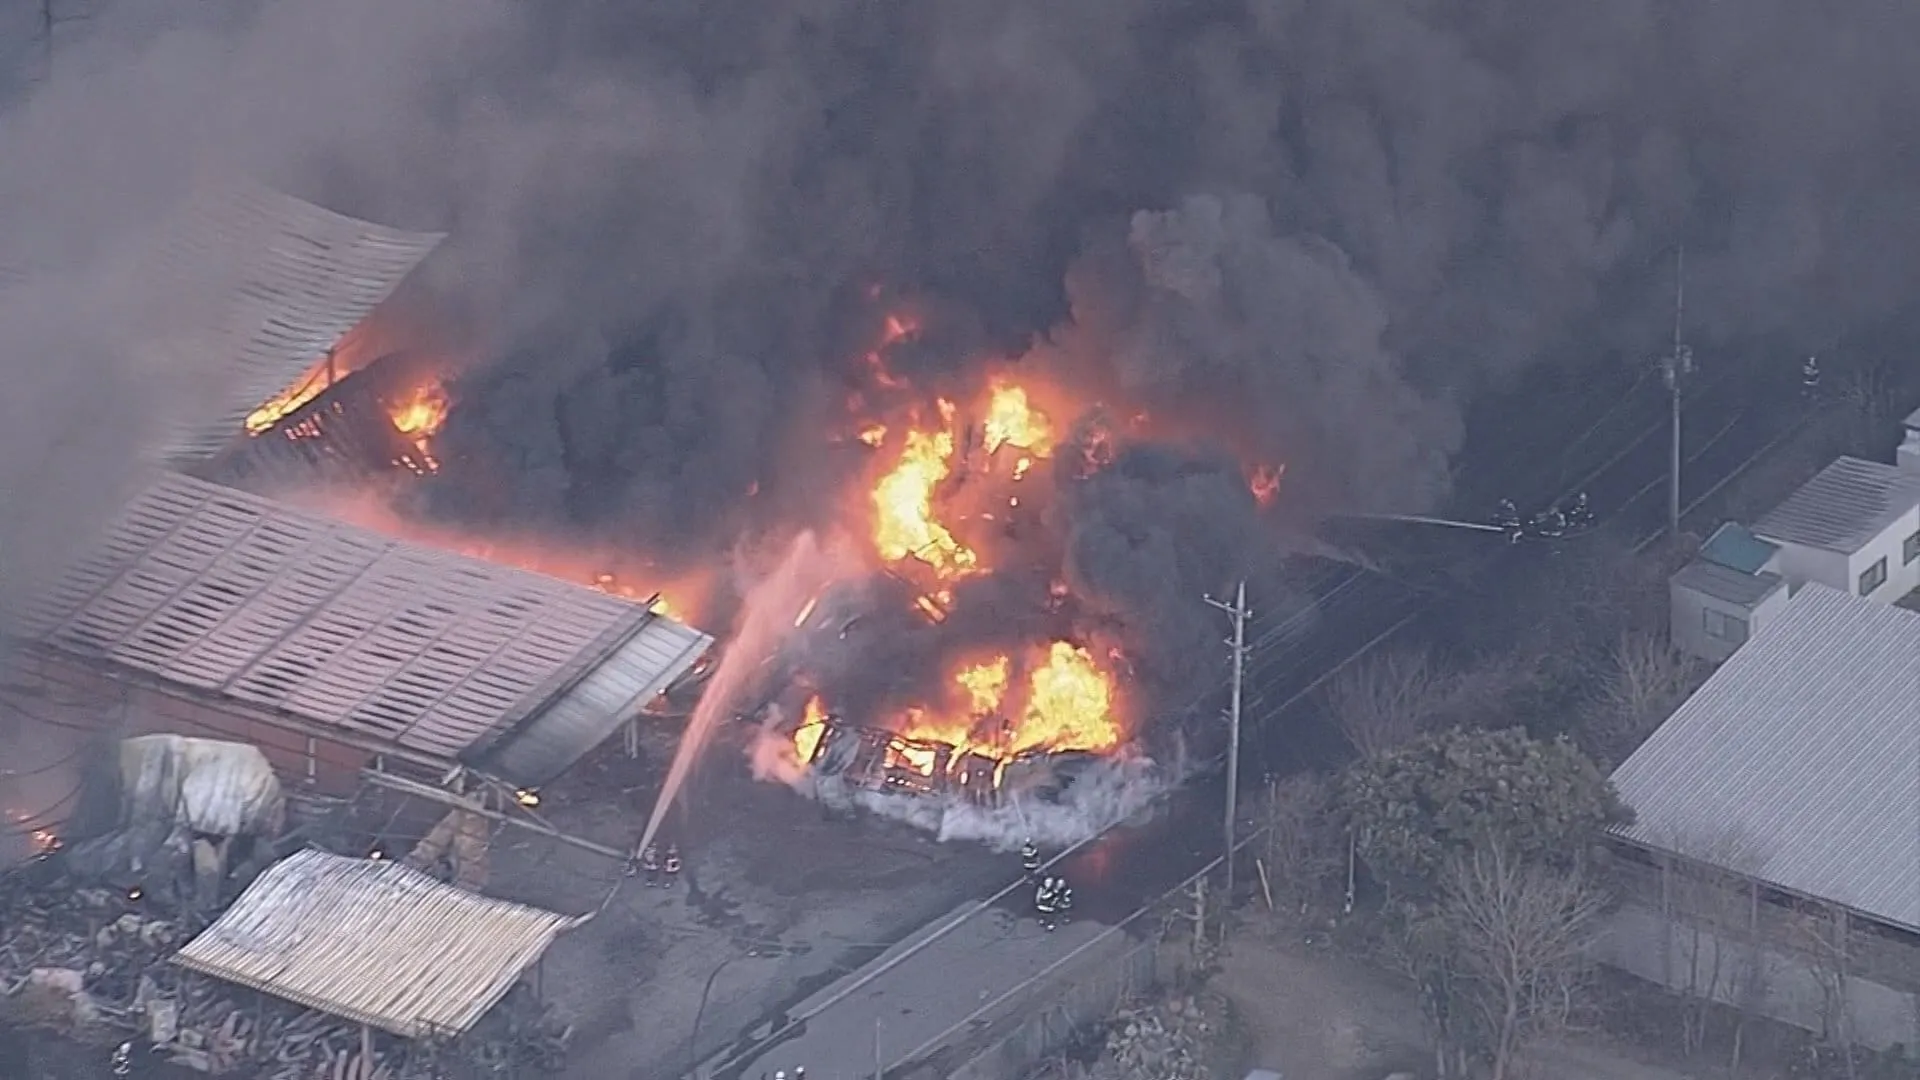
1603,585,1920,1050
1670,412,1920,662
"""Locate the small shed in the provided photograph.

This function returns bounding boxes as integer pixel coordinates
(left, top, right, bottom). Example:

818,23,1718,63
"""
173,848,580,1039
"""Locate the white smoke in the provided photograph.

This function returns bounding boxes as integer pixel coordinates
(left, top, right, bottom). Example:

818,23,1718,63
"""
768,752,1172,852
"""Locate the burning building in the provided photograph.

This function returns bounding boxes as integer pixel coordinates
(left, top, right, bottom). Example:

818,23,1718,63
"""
137,182,448,468
1,471,713,797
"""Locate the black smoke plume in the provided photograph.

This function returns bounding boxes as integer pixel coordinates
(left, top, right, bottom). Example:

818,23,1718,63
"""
8,0,1920,724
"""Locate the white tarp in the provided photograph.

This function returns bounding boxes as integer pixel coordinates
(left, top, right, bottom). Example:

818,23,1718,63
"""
116,735,284,838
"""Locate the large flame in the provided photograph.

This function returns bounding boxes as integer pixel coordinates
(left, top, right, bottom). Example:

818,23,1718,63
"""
1247,462,1284,508
871,413,977,577
837,641,1121,779
1011,642,1117,755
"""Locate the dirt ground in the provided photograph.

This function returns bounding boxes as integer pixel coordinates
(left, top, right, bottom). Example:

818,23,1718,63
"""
1211,927,1707,1080
474,722,1009,1080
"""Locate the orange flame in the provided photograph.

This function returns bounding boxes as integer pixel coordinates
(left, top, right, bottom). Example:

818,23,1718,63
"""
1010,642,1118,756
390,381,449,440
1247,462,1284,508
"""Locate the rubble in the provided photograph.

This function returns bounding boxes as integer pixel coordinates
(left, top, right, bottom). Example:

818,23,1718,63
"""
0,863,570,1078
1029,992,1233,1080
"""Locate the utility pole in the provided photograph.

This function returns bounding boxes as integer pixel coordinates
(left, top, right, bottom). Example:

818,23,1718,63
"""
1204,580,1250,907
1659,247,1694,537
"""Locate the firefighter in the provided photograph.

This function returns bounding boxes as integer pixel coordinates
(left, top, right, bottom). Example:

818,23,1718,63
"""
1056,878,1074,922
663,843,683,887
1532,507,1567,539
1020,839,1041,879
110,1041,132,1077
1802,355,1821,397
1035,876,1063,931
639,842,661,887
1566,492,1594,531
1494,499,1524,545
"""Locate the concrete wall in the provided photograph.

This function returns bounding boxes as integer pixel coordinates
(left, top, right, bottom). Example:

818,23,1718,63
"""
1670,579,1791,663
1846,505,1920,601
1597,902,1920,1052
1766,541,1853,599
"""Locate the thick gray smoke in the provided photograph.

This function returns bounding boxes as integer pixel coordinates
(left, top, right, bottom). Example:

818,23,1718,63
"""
7,0,1920,722
377,0,1920,546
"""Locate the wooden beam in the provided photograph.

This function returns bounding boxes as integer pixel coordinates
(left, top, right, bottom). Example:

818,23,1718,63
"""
359,769,630,863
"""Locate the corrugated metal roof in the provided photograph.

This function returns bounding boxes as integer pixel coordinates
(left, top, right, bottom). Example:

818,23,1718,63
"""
469,615,712,787
139,183,445,461
1611,585,1920,930
174,849,579,1037
1698,522,1780,575
1752,457,1920,554
20,472,713,774
1670,559,1785,608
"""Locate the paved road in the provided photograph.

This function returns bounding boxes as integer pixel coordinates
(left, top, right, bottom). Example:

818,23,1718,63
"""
690,356,1827,1079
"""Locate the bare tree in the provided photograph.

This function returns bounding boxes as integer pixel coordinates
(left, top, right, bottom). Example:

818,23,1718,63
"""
1324,645,1452,759
1583,632,1706,766
1434,840,1609,1080
1255,774,1342,919
1659,831,1771,1069
1789,900,1860,1080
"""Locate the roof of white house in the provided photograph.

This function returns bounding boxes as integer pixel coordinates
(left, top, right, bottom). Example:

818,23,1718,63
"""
1697,522,1780,575
141,183,446,462
175,849,580,1038
16,473,711,787
1611,584,1920,930
1670,558,1785,609
1751,456,1920,555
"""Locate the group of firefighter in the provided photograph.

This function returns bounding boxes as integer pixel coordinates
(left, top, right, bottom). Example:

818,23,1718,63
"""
1492,491,1595,546
634,841,683,887
1021,838,1074,931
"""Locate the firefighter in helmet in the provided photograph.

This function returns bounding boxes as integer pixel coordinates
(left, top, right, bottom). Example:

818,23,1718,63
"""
1020,838,1041,880
663,843,683,887
1494,499,1524,545
639,842,661,887
1566,492,1594,531
1802,355,1821,398
1034,875,1060,929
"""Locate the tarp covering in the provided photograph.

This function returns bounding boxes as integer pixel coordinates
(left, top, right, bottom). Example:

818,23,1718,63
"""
63,735,286,908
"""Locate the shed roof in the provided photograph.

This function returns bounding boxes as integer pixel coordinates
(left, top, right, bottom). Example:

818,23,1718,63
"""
174,849,579,1037
1611,585,1920,930
140,183,445,462
1698,522,1780,575
1670,559,1785,609
17,473,712,783
1752,457,1920,555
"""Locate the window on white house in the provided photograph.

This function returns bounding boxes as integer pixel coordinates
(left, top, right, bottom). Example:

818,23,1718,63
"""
1702,609,1749,645
1906,529,1920,565
1860,557,1889,596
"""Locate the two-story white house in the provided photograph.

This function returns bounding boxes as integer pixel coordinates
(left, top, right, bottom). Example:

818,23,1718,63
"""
1671,411,1920,663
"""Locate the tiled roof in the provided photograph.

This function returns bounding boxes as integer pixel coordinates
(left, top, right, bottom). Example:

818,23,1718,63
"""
1612,585,1920,930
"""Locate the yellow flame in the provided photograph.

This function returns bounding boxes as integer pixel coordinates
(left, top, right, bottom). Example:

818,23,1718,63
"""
956,656,1010,716
982,382,1053,457
793,695,829,765
872,427,976,576
1011,642,1118,756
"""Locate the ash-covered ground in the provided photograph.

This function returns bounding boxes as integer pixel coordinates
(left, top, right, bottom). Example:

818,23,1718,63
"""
483,720,1012,1080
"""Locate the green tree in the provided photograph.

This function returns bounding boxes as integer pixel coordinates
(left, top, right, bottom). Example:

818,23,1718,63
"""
1338,726,1630,894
